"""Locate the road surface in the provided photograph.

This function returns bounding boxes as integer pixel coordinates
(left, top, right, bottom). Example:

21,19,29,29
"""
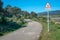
0,20,42,40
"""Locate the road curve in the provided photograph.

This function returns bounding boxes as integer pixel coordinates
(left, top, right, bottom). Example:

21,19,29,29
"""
0,21,42,40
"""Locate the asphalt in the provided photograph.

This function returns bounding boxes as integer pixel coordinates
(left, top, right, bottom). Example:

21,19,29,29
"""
0,21,42,40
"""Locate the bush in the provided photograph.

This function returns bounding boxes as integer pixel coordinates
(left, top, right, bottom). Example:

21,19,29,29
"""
0,33,4,36
0,16,8,25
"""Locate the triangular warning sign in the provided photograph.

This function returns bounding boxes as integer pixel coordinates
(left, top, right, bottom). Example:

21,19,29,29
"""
46,3,50,9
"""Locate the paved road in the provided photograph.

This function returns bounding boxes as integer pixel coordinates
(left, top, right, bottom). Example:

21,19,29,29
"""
0,21,42,40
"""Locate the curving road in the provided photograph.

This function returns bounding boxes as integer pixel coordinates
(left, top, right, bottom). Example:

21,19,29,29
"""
0,20,42,40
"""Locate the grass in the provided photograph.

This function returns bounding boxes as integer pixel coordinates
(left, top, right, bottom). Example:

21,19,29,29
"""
31,17,60,40
47,22,60,40
37,17,48,40
37,17,60,40
38,22,48,40
31,17,48,40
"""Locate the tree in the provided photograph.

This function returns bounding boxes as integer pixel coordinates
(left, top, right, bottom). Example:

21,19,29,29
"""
0,0,4,16
4,5,22,17
21,11,29,18
0,0,3,12
1,16,7,25
29,11,37,18
12,6,21,17
4,5,13,17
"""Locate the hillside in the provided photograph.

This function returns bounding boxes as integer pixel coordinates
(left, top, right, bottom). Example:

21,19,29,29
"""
38,10,60,16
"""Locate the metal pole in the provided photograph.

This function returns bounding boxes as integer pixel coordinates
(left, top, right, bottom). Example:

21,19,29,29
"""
47,11,49,32
46,2,50,32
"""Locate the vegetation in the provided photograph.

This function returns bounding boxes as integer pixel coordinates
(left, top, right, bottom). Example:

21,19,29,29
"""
0,15,27,36
0,0,38,36
47,22,60,40
0,0,28,36
0,0,60,40
35,17,60,40
31,17,48,40
31,16,60,40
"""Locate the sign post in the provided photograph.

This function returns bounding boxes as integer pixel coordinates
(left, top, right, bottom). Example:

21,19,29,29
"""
45,3,51,32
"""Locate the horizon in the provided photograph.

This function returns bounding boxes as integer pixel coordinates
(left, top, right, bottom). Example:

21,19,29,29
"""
2,0,60,13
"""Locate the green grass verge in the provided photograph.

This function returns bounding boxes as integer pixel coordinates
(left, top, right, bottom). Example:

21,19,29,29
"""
31,17,48,40
47,22,60,40
38,18,60,40
31,17,60,40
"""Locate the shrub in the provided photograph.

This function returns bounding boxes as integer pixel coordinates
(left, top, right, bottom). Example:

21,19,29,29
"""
0,33,4,36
